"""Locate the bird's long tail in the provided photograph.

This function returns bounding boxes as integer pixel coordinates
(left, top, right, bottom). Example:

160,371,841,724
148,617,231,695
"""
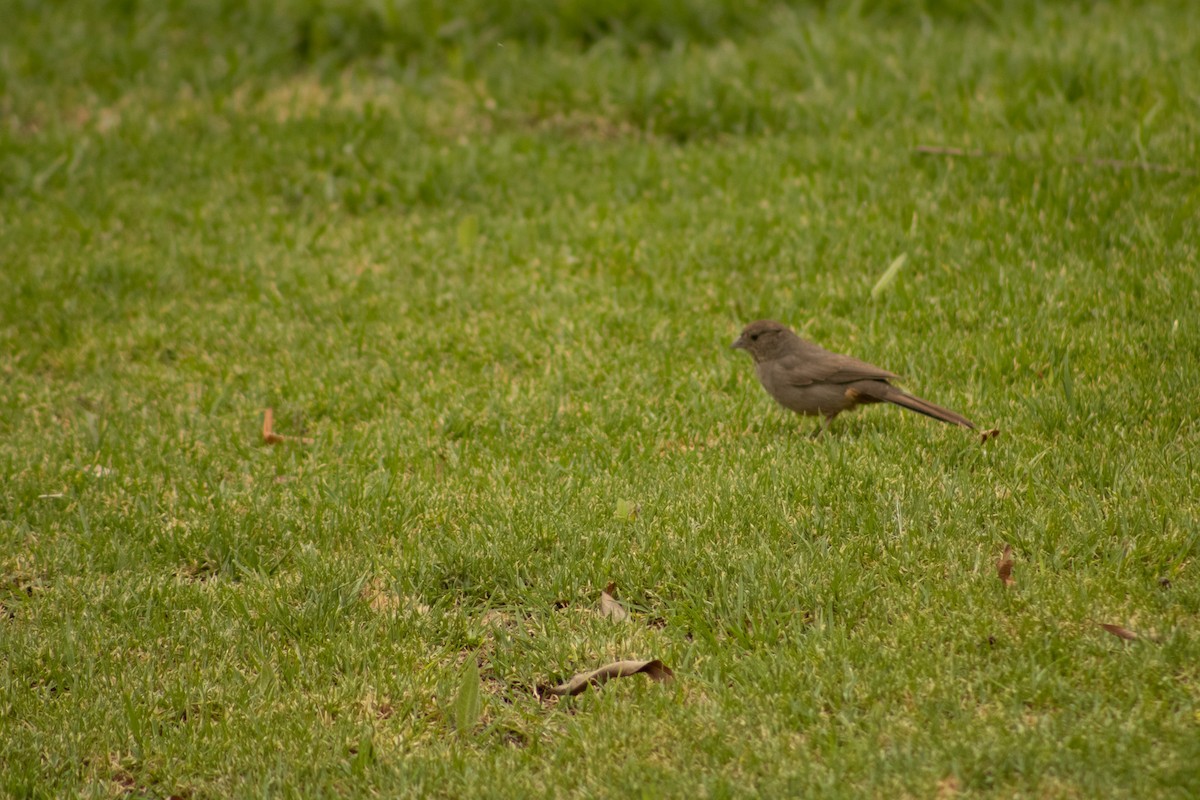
858,383,976,429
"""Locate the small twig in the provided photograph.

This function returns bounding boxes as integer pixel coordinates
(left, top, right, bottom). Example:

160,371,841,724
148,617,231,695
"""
914,145,1002,160
914,145,1196,176
1078,156,1193,175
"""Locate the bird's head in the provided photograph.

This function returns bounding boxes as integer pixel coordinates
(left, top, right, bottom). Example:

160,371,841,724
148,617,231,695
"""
731,320,796,363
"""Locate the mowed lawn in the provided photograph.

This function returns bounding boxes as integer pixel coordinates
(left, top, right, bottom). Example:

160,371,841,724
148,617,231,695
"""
2,1,1199,796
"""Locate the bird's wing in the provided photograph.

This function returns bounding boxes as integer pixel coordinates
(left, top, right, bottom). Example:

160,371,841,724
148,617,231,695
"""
773,351,899,387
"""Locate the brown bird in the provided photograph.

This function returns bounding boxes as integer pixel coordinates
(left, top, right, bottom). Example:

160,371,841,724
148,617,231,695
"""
732,319,975,436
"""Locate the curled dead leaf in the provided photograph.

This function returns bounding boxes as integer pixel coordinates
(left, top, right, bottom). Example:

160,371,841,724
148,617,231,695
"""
980,428,1001,443
1100,623,1138,642
542,659,674,697
600,582,630,622
262,408,314,445
997,544,1014,586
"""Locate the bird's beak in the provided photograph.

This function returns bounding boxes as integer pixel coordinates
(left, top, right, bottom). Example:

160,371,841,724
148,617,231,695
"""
731,335,747,351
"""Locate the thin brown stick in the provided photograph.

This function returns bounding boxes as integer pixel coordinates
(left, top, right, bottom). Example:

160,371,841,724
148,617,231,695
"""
1078,156,1193,174
914,145,1000,160
914,145,1196,176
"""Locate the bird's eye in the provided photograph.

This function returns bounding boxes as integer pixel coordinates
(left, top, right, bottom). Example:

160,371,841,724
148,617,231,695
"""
751,333,759,341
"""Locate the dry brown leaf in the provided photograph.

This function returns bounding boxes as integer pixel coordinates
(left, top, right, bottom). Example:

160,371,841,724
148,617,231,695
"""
600,582,630,622
997,544,1014,586
1101,623,1139,641
361,579,429,616
980,428,1001,443
936,775,961,799
361,579,401,614
543,659,674,697
481,609,516,628
262,408,314,445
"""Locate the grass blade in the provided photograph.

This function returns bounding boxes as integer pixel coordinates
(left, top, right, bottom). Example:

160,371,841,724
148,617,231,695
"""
871,253,907,300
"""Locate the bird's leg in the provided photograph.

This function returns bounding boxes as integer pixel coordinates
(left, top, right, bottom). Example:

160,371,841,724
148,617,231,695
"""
811,414,838,438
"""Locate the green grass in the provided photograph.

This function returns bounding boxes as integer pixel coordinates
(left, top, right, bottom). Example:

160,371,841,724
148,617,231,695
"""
3,0,1200,796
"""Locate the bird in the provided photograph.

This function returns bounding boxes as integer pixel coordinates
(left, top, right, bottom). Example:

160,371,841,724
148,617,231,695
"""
731,319,975,436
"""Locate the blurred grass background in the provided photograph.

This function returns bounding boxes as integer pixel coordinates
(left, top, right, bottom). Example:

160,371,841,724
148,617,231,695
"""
2,1,1199,797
